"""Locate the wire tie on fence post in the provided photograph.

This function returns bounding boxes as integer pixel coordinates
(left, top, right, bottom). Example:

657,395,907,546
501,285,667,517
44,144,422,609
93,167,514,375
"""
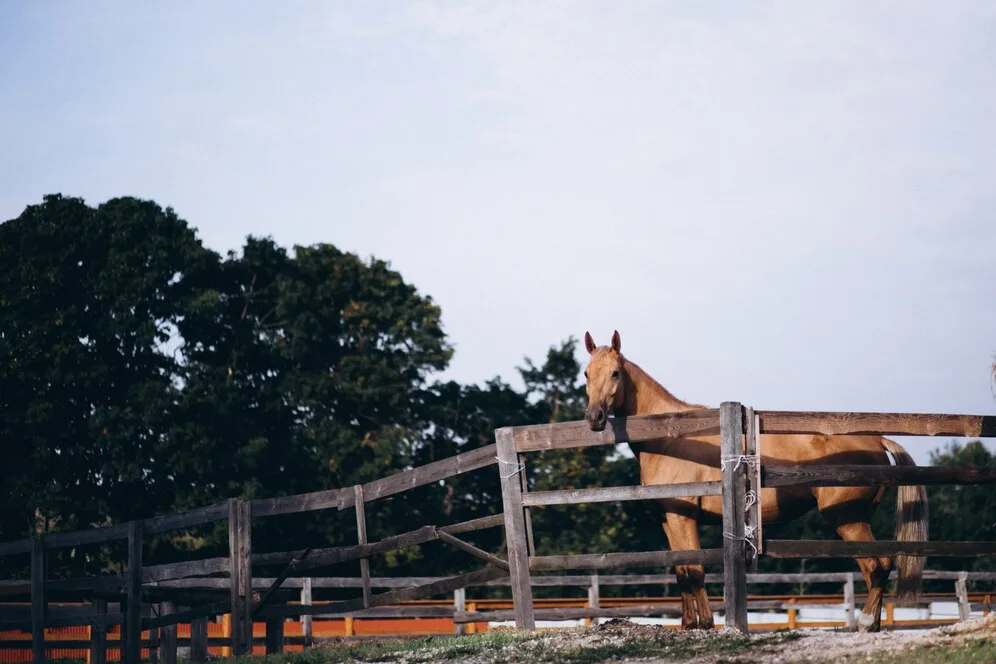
720,454,759,472
495,456,524,479
744,489,758,512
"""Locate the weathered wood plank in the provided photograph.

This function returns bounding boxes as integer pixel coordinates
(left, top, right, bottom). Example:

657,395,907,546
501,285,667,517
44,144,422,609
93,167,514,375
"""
513,409,721,453
190,616,208,661
140,601,231,631
253,525,440,571
265,616,284,654
338,444,498,509
436,530,510,571
520,481,721,507
30,537,45,664
159,601,177,664
89,598,108,664
0,540,32,556
766,540,996,558
252,548,311,618
251,489,342,518
764,465,996,488
745,406,761,570
143,503,229,534
439,514,505,535
228,498,252,656
721,401,748,633
354,485,372,608
495,428,535,630
757,411,996,437
124,521,143,664
144,556,230,582
256,566,509,619
529,549,723,571
300,578,313,647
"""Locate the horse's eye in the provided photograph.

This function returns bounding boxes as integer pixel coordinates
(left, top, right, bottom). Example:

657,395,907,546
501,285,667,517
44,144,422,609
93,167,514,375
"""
583,371,588,379
611,370,620,379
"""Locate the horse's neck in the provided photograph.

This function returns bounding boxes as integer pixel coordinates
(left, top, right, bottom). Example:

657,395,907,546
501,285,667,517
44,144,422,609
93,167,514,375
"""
620,357,701,416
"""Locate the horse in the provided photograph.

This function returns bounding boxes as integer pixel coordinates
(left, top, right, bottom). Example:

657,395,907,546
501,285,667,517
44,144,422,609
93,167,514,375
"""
581,330,927,632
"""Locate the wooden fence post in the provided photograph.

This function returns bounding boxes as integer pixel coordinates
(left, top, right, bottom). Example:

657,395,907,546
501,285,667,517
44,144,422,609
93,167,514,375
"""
265,618,284,654
588,573,601,627
189,617,208,661
454,588,466,635
31,536,46,664
301,578,313,647
844,575,856,630
495,427,535,630
956,572,970,621
354,485,372,608
160,602,177,664
125,520,143,664
90,597,108,664
518,454,536,555
228,498,253,655
744,406,761,572
720,401,749,633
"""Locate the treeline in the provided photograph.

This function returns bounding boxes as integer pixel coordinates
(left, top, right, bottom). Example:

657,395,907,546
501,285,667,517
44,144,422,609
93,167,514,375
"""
0,194,992,592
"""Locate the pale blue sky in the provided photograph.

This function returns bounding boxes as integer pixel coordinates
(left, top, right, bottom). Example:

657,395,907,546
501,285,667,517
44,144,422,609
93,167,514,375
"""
2,2,995,463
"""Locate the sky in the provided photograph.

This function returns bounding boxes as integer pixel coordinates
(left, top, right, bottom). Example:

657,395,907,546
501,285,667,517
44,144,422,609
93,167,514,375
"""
2,1,995,464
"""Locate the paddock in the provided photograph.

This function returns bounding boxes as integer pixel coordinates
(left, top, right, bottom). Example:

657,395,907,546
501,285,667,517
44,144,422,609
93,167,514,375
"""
1,404,995,662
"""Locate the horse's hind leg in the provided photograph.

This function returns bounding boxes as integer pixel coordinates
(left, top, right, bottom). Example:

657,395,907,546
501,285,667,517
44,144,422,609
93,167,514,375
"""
833,521,892,632
663,511,714,630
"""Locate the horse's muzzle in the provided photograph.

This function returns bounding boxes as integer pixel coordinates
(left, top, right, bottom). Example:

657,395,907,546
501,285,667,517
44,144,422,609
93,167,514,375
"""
587,407,607,431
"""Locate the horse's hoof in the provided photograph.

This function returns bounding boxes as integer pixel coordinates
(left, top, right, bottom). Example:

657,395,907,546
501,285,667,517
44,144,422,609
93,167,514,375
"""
857,612,880,633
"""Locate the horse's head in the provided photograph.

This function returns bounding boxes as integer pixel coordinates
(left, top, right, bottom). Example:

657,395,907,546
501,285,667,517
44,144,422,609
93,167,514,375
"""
582,330,625,431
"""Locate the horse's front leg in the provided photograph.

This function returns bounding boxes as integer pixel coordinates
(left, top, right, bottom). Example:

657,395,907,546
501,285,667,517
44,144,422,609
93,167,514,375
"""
663,510,714,630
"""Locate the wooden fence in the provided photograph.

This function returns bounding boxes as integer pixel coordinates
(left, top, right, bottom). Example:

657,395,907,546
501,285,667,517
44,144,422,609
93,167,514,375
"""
497,402,996,632
1,402,995,662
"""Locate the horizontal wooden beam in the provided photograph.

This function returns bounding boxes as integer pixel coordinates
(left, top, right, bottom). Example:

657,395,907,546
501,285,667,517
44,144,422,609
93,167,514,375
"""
766,540,996,558
338,444,498,510
763,465,996,488
256,566,509,619
438,514,505,535
510,409,720,453
251,490,342,518
436,531,509,571
254,526,440,571
529,548,723,571
521,481,720,507
757,411,996,438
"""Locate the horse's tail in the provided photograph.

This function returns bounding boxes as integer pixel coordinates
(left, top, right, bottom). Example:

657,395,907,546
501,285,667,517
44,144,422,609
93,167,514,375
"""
881,437,929,602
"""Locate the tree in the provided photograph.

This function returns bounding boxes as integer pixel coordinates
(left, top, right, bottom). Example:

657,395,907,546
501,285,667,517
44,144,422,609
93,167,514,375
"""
0,195,213,546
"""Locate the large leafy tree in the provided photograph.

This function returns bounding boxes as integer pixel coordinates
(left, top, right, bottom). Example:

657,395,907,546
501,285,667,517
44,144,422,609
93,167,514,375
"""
0,195,214,543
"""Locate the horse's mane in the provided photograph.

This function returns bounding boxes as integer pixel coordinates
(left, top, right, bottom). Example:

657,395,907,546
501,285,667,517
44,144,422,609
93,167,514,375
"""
620,353,705,412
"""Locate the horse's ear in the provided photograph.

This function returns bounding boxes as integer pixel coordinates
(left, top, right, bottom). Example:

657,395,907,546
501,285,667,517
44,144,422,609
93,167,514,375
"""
611,330,621,353
584,331,596,354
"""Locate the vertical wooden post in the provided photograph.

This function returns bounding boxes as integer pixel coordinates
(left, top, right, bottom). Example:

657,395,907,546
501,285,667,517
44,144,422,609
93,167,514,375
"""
159,602,177,664
956,572,970,621
300,578,313,647
844,575,856,630
787,598,797,629
189,617,208,662
587,574,601,628
147,604,160,664
228,498,252,655
343,616,354,637
124,521,143,664
454,588,466,635
720,401,748,633
354,485,372,608
90,597,108,664
495,427,535,630
885,601,895,626
265,618,284,654
517,454,536,555
744,406,761,572
31,536,46,664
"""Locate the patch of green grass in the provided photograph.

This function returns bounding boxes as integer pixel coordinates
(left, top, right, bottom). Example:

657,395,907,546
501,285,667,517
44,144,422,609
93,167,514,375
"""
211,627,803,664
874,638,996,664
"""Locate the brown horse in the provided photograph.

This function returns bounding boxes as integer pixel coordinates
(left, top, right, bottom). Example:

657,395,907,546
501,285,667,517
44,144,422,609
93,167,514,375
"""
582,330,928,632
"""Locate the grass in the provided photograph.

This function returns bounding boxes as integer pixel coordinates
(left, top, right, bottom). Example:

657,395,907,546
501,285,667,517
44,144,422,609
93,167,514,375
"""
874,638,996,664
214,627,804,664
